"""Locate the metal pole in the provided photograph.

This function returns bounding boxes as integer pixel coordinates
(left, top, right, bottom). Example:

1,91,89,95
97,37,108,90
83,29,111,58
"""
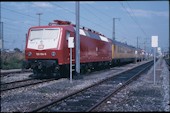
113,18,115,41
0,22,1,50
112,18,120,41
75,1,81,79
36,13,42,26
135,49,138,64
39,14,40,26
135,53,137,64
2,22,4,50
25,33,27,51
70,48,72,83
136,37,138,63
144,38,146,61
137,37,138,48
154,47,156,85
0,22,4,50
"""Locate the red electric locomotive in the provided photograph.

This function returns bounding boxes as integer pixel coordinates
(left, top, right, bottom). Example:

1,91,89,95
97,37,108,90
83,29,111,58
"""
24,20,112,77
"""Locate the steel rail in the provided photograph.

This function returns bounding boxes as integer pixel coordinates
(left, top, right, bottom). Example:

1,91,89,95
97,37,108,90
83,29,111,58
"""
29,61,153,112
86,61,153,112
1,78,56,92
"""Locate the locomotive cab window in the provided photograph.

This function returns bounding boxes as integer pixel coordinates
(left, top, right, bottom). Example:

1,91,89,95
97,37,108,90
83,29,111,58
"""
29,28,60,40
29,29,43,41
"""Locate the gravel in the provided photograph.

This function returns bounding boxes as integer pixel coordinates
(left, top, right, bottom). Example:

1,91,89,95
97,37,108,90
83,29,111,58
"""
94,58,170,112
1,72,33,84
2,60,168,112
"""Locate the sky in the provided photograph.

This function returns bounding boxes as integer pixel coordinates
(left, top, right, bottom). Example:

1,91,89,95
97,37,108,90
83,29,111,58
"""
0,1,169,53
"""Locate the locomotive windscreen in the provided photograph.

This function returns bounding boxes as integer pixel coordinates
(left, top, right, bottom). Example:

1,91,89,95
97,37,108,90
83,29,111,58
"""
29,28,60,40
27,28,61,50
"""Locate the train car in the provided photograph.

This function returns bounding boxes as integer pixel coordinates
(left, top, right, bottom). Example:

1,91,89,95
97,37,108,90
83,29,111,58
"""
136,48,145,61
111,41,136,66
24,20,112,77
24,19,146,77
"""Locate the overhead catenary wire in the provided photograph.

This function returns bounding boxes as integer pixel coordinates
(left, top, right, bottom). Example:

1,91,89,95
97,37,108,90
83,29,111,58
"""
2,2,148,50
120,2,148,38
126,2,150,50
86,2,136,43
2,17,33,26
2,2,130,40
1,6,50,24
2,2,133,48
52,2,113,36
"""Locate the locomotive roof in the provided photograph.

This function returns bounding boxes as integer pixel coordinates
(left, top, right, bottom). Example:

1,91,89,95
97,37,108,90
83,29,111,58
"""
29,25,139,50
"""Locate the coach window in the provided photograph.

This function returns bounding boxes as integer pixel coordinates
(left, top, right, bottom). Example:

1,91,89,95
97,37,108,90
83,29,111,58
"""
66,31,70,40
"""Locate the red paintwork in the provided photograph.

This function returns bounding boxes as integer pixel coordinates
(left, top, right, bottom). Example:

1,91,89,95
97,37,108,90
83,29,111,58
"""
25,23,112,65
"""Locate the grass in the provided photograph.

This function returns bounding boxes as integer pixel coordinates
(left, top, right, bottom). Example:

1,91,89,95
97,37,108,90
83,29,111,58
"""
1,51,24,69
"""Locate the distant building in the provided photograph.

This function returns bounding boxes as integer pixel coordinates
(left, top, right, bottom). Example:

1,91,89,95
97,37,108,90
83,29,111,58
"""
157,47,162,56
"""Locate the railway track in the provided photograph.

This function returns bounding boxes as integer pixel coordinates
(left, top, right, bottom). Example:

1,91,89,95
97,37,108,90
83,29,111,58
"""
1,78,57,92
30,61,153,112
1,69,32,77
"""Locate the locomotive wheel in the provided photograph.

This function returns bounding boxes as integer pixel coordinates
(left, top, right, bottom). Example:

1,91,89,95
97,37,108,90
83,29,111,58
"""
32,68,43,79
80,64,88,74
59,65,69,78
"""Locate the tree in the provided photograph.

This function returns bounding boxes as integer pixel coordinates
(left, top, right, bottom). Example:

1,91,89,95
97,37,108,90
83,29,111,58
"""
14,48,21,53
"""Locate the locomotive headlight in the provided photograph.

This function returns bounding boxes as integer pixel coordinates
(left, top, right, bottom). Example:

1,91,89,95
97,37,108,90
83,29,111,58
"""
51,52,56,56
27,52,32,56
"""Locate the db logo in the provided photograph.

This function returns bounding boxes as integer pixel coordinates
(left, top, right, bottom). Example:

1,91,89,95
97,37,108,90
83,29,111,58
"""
38,44,44,49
